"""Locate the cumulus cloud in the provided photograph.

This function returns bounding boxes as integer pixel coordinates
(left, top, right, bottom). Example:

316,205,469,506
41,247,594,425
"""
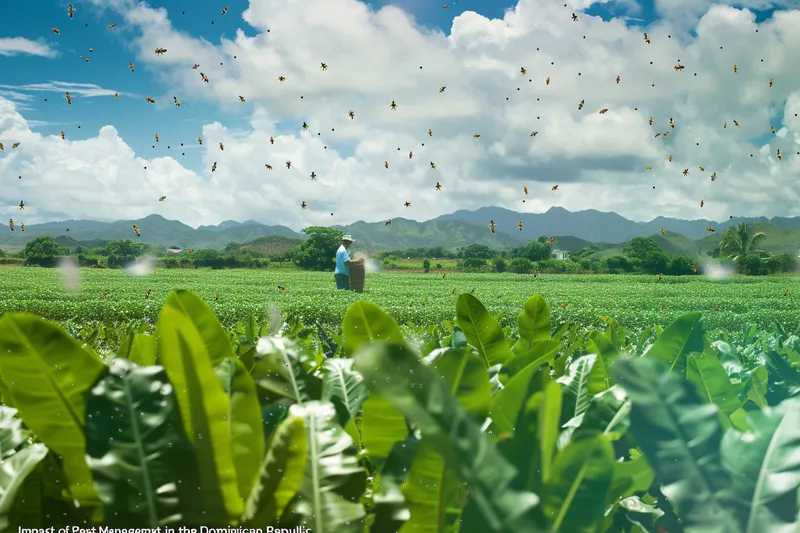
0,81,120,98
0,37,57,58
2,0,800,230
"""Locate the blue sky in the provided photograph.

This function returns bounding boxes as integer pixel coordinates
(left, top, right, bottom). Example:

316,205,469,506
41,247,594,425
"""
0,0,796,228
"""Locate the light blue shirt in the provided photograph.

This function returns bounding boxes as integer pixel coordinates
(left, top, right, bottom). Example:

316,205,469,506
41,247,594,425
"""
335,244,351,275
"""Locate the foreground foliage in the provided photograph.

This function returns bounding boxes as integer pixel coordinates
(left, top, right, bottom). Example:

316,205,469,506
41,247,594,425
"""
1,287,799,531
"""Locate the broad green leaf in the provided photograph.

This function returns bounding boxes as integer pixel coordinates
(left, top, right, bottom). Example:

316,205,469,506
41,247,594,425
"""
514,294,551,354
455,293,515,368
0,407,28,458
500,339,561,383
157,302,242,522
586,330,621,365
85,359,204,526
721,399,800,533
570,386,631,443
369,438,419,533
491,361,550,435
360,393,409,464
557,354,609,422
0,443,48,530
321,358,367,426
687,353,741,419
543,434,615,532
424,347,492,419
252,336,320,405
159,289,235,366
744,366,768,409
611,453,655,501
242,411,307,525
354,342,541,532
288,402,366,533
216,357,266,503
643,312,705,375
118,332,157,367
399,439,463,533
0,313,104,505
613,358,737,533
451,326,468,348
342,301,406,357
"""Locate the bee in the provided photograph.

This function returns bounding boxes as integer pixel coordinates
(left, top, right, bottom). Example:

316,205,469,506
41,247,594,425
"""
404,201,411,207
489,220,495,233
8,219,13,231
132,224,141,237
577,99,584,110
682,168,689,176
708,172,716,181
174,96,181,107
68,4,75,18
193,64,199,69
18,201,24,210
552,185,558,191
560,303,567,308
599,108,608,114
159,196,166,201
109,24,117,29
771,126,776,134
239,96,246,102
65,92,72,104
451,288,456,294
692,264,697,273
129,62,135,72
707,227,715,232
390,100,397,110
571,13,578,22
546,237,555,245
649,116,653,125
409,151,413,159
278,285,286,292
61,131,65,140
518,221,523,231
216,293,220,301
661,227,665,235
616,75,620,83
300,201,307,210
674,64,685,71
785,288,790,296
320,62,327,70
12,143,19,149
670,118,675,128
435,182,442,190
386,219,392,226
658,273,663,281
473,133,481,138
669,155,673,162
430,162,436,169
439,86,446,93
198,137,203,145
733,64,738,73
145,288,151,300
145,96,155,103
349,110,355,119
523,186,528,194
265,164,273,170
714,303,721,311
644,33,650,43
155,134,159,143
520,67,526,75
645,166,652,170
699,166,705,172
52,28,60,34
661,305,665,311
777,149,782,161
83,57,90,63
723,122,727,128
221,6,228,15
384,161,389,169
201,73,209,83
471,288,476,294
310,171,316,180
278,76,285,81
700,200,704,207
102,291,110,297
188,249,194,253
219,142,224,151
428,128,433,136
545,76,550,85
769,78,773,87
302,121,308,131
733,120,740,127
155,47,167,56
115,92,119,100
286,160,292,169
211,161,217,172
530,132,538,137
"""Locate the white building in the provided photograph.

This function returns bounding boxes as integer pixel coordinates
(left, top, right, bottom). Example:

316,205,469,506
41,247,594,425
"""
551,249,570,260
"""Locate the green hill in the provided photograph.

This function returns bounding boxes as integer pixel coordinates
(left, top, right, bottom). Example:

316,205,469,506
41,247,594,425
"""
229,235,303,257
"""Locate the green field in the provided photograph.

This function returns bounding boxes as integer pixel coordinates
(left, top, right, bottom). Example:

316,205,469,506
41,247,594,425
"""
1,267,798,332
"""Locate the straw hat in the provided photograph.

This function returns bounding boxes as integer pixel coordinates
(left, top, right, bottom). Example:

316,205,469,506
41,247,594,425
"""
342,234,355,242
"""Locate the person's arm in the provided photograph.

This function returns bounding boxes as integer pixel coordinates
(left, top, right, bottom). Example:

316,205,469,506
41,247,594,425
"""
343,251,363,266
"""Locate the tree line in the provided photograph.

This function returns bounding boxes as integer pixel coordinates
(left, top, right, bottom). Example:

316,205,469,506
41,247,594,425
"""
1,222,796,275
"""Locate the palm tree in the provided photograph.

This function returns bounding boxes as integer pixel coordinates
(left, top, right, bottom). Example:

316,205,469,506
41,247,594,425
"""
718,222,767,272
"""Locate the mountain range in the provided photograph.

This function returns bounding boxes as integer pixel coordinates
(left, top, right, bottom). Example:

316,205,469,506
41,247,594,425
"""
2,207,799,256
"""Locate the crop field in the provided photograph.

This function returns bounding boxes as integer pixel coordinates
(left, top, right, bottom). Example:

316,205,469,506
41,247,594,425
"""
1,266,799,332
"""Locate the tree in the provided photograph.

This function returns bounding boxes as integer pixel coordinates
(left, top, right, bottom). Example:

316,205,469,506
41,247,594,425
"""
494,258,507,273
23,236,61,266
422,259,430,273
105,239,144,268
460,244,494,259
509,257,533,274
622,237,660,261
641,250,669,274
294,226,344,271
718,222,767,273
523,240,551,261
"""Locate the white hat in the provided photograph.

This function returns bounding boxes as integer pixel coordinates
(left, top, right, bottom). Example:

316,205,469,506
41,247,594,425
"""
342,234,354,242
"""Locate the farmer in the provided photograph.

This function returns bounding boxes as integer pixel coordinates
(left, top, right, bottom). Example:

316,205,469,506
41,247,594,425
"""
335,234,363,290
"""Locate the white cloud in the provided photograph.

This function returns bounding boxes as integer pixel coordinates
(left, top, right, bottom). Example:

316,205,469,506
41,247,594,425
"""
3,0,800,231
0,81,120,98
0,37,57,58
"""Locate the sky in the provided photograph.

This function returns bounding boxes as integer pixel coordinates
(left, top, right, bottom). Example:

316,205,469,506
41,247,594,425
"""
1,0,800,231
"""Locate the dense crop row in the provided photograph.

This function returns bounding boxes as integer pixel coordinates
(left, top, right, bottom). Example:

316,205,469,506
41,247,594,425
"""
0,267,798,332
